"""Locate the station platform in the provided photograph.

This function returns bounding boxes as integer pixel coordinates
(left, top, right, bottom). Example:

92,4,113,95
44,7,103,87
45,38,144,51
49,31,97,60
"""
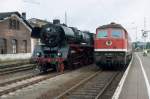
113,52,150,99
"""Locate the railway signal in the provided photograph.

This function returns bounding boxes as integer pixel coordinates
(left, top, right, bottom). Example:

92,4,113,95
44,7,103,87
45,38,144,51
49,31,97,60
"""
142,31,148,38
142,30,149,38
141,30,150,53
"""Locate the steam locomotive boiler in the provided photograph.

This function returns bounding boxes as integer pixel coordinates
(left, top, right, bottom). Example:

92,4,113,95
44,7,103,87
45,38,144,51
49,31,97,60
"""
32,20,94,73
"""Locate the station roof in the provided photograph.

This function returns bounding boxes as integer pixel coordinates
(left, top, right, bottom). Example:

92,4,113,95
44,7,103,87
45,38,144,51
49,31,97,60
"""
0,11,32,29
97,22,125,30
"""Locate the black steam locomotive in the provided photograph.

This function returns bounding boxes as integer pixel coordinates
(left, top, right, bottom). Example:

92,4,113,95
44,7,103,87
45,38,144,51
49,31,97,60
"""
31,20,94,73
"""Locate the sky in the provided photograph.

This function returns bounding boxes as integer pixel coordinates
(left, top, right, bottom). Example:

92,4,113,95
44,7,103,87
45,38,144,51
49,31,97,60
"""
0,0,150,42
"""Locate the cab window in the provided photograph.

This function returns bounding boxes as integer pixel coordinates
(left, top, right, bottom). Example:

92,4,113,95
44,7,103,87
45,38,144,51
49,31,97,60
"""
96,30,108,38
111,29,123,38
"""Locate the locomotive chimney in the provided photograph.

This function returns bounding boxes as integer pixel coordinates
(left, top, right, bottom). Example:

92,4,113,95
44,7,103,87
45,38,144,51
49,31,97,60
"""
22,12,26,20
110,22,116,24
53,19,60,24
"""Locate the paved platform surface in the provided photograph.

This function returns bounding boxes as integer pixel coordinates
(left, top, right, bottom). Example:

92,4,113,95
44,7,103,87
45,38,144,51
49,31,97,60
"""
119,52,149,99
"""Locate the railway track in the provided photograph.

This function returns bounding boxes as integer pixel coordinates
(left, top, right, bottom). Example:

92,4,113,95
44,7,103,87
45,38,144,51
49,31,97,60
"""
0,60,30,69
0,64,36,75
0,73,38,87
0,71,67,97
55,70,120,99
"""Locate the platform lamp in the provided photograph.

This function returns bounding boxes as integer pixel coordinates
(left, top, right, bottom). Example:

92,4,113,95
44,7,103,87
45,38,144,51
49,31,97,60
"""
141,30,150,51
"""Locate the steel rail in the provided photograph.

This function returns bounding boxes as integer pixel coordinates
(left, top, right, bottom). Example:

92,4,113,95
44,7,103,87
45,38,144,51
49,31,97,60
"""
55,71,102,99
0,71,68,96
0,64,35,75
95,72,119,99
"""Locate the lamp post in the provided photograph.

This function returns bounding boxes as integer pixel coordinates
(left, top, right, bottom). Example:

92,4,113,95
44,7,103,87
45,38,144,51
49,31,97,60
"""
141,30,150,51
130,22,138,42
128,23,138,49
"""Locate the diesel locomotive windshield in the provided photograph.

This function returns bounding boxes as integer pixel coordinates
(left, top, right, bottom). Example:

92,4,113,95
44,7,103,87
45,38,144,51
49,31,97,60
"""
111,29,123,38
96,30,108,38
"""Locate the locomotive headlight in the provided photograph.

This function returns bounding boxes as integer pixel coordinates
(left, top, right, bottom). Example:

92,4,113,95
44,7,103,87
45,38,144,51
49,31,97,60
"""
57,52,62,57
81,42,86,45
119,52,125,56
46,27,50,32
94,52,99,56
36,52,41,57
71,50,76,54
104,53,113,56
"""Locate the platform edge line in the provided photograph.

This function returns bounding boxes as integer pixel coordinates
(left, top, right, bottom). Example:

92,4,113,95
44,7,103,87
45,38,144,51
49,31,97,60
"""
137,54,150,99
111,55,133,99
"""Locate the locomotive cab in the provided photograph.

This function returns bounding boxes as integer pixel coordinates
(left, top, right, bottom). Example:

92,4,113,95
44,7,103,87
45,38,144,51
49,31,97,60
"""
95,28,125,49
94,23,132,69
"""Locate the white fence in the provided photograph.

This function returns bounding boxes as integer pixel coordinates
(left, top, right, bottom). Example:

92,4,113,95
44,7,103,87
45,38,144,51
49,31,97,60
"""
0,53,32,61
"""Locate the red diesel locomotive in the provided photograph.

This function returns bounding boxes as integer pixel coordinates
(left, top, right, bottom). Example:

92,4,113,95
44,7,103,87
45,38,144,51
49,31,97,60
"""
94,22,132,68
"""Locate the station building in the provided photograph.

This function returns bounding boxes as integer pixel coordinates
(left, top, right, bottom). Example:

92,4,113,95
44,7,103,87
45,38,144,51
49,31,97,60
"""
0,12,33,61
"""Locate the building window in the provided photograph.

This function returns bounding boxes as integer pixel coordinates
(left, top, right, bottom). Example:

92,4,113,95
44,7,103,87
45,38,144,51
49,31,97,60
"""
0,38,7,54
16,21,20,29
12,39,17,54
9,19,12,29
9,19,20,30
22,40,27,53
12,20,16,29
